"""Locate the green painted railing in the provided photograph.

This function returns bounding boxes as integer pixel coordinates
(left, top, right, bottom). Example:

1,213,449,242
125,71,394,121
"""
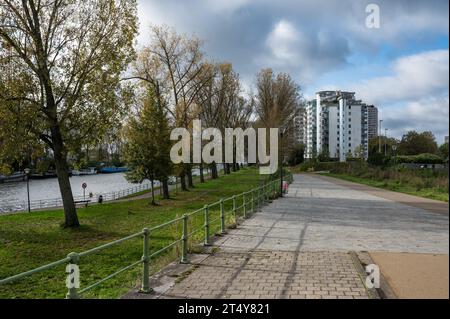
0,179,282,299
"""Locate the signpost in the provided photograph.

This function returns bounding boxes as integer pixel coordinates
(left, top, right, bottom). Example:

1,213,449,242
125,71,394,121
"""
82,183,87,200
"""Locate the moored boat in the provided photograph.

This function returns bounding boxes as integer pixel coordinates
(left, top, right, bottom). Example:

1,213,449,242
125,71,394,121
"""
99,167,129,174
0,172,27,183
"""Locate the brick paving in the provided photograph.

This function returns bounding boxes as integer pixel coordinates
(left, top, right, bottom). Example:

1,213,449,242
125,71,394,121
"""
162,251,369,299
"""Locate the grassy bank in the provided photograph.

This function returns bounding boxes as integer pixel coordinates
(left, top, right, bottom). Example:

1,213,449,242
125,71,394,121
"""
292,162,448,202
323,172,448,202
0,168,265,299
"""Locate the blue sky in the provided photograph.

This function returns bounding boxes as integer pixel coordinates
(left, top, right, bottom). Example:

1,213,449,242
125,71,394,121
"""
137,0,449,143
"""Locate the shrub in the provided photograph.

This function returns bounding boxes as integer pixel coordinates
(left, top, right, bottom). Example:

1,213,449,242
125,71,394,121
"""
396,153,444,164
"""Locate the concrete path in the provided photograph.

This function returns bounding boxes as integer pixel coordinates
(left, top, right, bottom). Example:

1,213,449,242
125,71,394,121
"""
129,174,448,299
217,174,448,254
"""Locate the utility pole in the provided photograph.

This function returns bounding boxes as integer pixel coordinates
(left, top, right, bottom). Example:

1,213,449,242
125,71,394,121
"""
379,120,383,153
385,128,389,157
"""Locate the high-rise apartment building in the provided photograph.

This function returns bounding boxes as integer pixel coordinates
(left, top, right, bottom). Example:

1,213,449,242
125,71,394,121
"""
302,91,378,162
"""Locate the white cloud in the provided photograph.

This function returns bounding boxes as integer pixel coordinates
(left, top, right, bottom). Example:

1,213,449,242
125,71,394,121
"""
266,20,301,63
258,19,350,83
384,96,449,142
355,50,449,105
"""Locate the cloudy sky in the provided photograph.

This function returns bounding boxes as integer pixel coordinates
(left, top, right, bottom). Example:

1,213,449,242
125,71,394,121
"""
137,0,449,143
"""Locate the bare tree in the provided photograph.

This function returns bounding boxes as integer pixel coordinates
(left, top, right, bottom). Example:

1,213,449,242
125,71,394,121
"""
255,69,302,164
129,25,211,190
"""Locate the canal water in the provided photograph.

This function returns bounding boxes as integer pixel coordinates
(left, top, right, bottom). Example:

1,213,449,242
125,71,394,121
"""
0,167,211,212
0,173,148,205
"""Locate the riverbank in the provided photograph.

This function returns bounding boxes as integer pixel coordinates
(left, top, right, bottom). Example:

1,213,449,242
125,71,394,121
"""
0,167,263,299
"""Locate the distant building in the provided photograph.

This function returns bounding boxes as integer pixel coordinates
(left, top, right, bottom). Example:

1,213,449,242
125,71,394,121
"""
293,107,307,145
304,91,378,162
445,136,449,144
305,99,317,159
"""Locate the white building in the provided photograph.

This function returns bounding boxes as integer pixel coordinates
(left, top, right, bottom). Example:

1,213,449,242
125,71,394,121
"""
305,99,317,159
304,91,378,162
293,107,307,145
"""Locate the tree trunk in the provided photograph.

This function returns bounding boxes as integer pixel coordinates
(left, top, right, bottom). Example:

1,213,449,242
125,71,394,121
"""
232,162,237,172
162,179,170,199
180,173,187,191
150,180,156,205
187,166,194,188
51,126,79,228
199,163,205,183
211,163,218,179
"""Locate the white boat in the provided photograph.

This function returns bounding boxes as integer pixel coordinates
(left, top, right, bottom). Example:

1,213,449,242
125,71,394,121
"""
0,172,27,183
71,168,97,176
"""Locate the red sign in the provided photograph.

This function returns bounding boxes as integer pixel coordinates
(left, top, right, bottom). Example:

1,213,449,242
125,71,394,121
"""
82,183,87,189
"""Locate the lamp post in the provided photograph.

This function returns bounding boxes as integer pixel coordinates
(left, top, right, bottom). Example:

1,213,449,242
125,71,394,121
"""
379,120,383,153
280,128,287,197
385,128,389,157
392,145,398,165
24,168,31,213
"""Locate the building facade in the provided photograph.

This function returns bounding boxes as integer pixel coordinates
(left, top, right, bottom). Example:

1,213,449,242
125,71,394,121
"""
303,91,378,162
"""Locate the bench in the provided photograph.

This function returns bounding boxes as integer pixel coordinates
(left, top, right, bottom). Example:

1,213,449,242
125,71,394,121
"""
74,200,91,208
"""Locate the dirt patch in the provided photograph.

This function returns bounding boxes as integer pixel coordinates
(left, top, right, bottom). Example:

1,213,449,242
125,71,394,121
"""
370,252,449,299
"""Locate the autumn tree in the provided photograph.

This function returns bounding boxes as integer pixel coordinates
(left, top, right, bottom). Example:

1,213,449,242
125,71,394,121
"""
195,63,252,177
0,0,138,227
123,88,172,205
255,69,302,167
138,25,210,190
398,131,439,156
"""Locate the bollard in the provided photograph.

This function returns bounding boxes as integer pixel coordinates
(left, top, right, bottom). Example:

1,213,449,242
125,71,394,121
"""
204,205,211,246
66,252,80,299
232,195,237,225
220,199,226,234
140,228,151,293
181,215,188,264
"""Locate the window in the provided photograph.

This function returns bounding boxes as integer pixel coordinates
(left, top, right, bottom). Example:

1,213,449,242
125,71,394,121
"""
349,124,352,128
349,143,352,147
349,131,352,135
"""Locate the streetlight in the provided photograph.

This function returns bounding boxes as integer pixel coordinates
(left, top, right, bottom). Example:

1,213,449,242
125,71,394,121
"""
379,119,383,153
280,128,287,197
24,168,31,213
392,145,398,165
385,128,389,157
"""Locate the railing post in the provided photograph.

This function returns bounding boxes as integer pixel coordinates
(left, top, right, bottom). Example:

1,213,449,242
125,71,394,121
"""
66,252,80,299
232,195,237,225
220,199,226,234
181,215,189,264
251,190,255,213
257,188,261,209
243,193,247,219
204,205,211,246
140,228,151,294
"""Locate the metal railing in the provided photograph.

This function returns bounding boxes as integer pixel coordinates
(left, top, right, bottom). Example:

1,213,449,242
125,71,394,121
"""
0,179,282,298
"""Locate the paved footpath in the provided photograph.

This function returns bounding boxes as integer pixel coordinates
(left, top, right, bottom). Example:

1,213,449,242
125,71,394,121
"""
128,174,449,299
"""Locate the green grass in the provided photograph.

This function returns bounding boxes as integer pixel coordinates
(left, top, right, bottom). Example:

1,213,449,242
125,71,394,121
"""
322,172,449,202
0,168,268,299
